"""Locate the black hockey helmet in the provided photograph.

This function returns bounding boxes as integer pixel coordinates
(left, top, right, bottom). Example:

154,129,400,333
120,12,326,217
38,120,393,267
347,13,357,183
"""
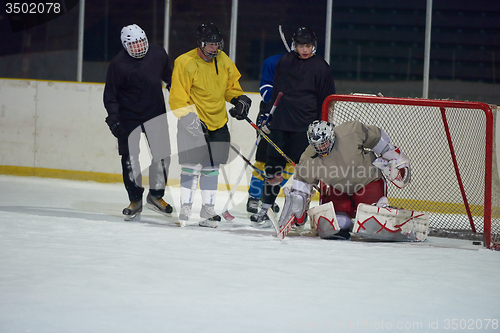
292,26,317,54
196,23,224,59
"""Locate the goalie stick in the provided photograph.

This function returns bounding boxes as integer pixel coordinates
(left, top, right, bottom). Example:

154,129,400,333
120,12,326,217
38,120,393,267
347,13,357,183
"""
221,92,283,221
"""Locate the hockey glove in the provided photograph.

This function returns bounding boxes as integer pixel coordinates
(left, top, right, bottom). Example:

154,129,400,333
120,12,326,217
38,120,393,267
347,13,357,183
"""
257,112,272,134
229,95,252,120
109,122,126,139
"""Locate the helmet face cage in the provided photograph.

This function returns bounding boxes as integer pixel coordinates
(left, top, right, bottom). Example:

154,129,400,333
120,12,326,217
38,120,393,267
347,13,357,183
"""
292,26,317,55
121,24,149,58
307,120,335,156
197,23,224,59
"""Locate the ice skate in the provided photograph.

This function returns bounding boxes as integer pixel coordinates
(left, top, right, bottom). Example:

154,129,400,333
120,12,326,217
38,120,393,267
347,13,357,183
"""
122,201,142,221
271,202,280,213
146,193,173,217
247,198,279,215
199,204,220,228
250,207,273,228
246,197,259,214
178,203,192,227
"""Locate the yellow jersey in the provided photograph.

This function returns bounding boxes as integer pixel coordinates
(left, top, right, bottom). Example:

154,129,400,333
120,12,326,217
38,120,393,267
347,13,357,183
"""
169,48,244,131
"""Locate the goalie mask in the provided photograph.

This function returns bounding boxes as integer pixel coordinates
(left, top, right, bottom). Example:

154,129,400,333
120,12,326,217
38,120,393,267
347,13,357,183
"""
197,23,224,60
292,26,317,55
307,120,335,156
121,24,149,59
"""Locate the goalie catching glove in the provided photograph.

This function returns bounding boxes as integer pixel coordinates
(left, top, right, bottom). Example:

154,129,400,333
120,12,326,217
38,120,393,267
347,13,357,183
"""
372,129,411,188
229,95,252,120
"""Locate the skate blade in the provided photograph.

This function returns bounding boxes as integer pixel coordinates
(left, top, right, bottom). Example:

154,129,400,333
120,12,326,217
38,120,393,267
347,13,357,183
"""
199,220,218,228
123,213,141,221
176,220,187,227
251,220,273,229
146,203,173,217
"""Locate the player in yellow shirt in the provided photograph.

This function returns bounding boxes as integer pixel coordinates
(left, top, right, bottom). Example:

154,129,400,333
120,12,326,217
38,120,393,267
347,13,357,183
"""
169,23,251,228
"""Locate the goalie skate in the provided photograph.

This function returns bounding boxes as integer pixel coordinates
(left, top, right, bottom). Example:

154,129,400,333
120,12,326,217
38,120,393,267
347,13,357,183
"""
353,203,429,242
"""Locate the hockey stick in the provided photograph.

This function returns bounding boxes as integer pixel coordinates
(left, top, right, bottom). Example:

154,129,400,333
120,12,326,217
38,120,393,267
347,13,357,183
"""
244,116,296,167
221,92,283,221
220,165,235,206
229,144,265,176
279,25,291,52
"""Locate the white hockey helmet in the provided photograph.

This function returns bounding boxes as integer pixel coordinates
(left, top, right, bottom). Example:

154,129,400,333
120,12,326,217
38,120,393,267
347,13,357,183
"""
121,24,149,59
307,120,335,156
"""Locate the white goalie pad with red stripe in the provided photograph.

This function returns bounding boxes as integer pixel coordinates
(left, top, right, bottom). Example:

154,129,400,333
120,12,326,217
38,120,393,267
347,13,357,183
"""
307,202,343,239
353,203,429,242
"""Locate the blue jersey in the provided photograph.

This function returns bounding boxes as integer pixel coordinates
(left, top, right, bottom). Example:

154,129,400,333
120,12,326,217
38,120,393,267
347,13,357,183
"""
259,54,283,103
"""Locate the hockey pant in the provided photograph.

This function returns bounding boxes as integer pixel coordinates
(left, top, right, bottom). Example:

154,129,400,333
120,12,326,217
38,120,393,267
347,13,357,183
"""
320,178,387,218
119,114,171,202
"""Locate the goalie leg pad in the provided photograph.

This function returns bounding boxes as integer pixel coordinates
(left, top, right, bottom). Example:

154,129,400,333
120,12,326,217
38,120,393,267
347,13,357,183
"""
307,203,352,240
277,187,308,229
353,203,429,242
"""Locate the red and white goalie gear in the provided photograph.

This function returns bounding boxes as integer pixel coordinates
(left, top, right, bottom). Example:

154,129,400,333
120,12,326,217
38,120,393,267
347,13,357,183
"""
274,180,311,240
307,202,337,238
372,130,411,189
306,202,353,240
352,201,430,242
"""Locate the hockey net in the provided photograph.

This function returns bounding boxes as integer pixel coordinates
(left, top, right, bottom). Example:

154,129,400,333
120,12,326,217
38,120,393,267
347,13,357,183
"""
322,94,499,249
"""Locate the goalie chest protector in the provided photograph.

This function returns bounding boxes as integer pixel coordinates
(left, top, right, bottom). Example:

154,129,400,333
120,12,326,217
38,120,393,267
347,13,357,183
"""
353,203,429,242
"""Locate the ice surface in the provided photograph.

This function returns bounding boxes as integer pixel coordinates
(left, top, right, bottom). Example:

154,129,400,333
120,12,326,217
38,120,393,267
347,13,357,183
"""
0,175,498,333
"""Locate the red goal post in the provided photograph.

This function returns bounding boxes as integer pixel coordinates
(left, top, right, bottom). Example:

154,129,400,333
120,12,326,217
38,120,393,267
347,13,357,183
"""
321,94,499,249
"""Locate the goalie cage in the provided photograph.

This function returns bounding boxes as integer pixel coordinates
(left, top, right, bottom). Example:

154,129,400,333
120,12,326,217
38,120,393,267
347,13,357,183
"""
321,94,499,250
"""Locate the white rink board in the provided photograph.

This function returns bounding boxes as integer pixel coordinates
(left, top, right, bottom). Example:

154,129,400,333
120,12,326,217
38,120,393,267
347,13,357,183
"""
0,78,499,189
0,79,262,184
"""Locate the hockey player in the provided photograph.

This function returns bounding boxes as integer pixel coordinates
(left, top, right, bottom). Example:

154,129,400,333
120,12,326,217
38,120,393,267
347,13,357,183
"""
251,26,336,226
277,120,412,240
104,24,173,221
169,23,251,228
246,54,292,215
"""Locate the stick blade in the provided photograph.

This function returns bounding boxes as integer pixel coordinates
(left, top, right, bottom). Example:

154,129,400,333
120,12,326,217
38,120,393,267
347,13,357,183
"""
222,210,235,221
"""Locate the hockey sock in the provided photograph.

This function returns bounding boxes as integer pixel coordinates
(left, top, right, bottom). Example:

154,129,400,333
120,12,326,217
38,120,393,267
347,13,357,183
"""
200,167,219,206
248,176,264,199
180,165,201,205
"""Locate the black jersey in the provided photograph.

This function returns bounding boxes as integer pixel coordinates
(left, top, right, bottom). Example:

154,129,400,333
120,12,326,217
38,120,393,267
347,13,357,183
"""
269,52,335,132
103,44,172,131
